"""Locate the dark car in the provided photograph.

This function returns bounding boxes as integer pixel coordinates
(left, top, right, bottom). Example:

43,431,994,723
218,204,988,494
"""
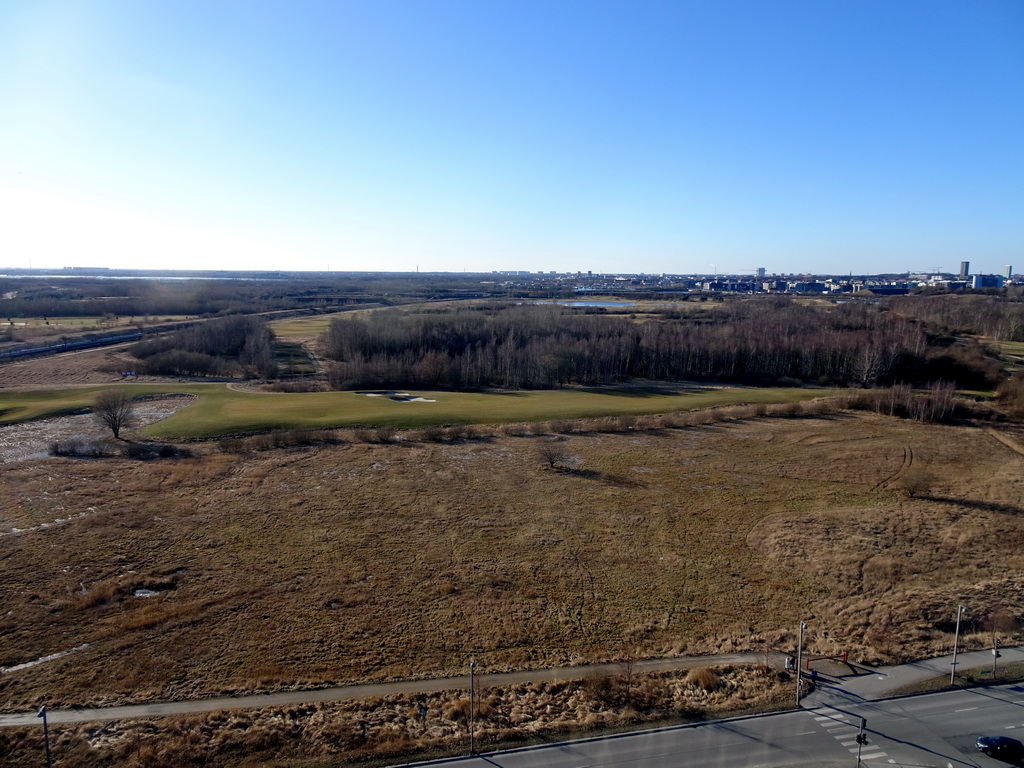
978,735,1024,759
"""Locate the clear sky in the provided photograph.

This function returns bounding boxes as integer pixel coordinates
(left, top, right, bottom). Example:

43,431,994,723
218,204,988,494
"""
1,0,1022,276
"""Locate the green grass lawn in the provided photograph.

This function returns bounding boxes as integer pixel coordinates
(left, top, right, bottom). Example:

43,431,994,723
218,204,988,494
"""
0,383,826,439
996,340,1024,369
0,382,823,438
0,384,211,424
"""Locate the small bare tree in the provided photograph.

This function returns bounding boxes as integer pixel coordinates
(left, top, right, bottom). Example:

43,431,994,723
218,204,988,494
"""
898,466,935,499
93,389,137,439
537,440,570,470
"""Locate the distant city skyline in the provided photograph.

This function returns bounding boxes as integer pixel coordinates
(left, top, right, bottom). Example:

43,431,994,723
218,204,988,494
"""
2,1,1022,276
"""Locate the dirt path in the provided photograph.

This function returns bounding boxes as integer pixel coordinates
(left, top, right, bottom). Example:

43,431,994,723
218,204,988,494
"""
986,427,1024,457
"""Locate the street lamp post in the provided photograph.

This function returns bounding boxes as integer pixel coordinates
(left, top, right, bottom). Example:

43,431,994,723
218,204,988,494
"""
37,706,53,768
950,605,966,686
795,621,808,706
469,657,476,755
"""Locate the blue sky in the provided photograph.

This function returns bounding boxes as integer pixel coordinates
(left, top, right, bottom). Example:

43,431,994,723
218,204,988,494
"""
1,0,1022,275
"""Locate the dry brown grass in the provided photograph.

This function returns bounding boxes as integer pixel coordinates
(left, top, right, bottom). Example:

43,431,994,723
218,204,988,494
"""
2,413,1024,718
0,665,791,768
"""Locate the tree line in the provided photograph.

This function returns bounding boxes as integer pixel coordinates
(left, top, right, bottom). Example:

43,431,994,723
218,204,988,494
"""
322,301,1002,391
887,293,1024,341
130,315,277,378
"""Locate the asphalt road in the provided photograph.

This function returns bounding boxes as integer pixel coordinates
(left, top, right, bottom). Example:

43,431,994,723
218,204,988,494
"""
400,683,1024,768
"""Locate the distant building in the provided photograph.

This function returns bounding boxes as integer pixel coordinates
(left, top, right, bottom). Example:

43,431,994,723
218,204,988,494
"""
1006,265,1013,279
756,267,766,278
972,274,1005,289
960,261,970,278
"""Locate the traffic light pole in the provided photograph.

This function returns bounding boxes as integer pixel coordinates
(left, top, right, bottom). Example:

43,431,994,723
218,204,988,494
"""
855,717,868,767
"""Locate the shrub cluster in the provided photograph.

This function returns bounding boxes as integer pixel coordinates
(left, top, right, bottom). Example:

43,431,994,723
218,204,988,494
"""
840,382,971,423
997,372,1024,418
49,441,193,460
217,429,344,453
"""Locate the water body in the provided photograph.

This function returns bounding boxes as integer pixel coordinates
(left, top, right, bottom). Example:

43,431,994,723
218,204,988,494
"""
532,301,636,307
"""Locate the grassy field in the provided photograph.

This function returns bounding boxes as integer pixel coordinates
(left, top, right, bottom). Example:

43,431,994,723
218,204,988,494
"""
995,340,1024,372
0,383,825,438
1,314,191,334
2,413,1023,717
269,312,351,339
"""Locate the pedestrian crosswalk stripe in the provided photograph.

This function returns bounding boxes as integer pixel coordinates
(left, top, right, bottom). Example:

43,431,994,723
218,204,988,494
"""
810,706,889,763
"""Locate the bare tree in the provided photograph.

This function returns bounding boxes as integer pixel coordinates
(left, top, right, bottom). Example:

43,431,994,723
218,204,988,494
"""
898,466,935,499
93,389,137,439
537,440,570,470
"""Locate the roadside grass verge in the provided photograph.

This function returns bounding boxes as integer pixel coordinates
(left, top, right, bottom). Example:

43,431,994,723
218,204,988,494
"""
888,660,1024,696
0,384,826,438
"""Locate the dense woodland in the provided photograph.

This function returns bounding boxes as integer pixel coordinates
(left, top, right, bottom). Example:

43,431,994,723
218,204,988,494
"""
885,293,1024,340
0,274,501,319
323,301,1003,391
130,316,277,378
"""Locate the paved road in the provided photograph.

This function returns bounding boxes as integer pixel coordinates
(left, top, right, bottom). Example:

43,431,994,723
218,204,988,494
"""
400,684,1024,768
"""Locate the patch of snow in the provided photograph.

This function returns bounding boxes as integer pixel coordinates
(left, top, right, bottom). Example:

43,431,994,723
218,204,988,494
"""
1,643,91,674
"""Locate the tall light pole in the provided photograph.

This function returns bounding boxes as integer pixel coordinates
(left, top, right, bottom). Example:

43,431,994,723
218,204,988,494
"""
795,621,808,706
468,657,476,755
950,604,966,686
37,706,53,768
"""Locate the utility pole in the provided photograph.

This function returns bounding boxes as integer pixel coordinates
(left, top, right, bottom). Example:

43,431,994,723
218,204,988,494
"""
795,620,808,706
37,706,53,768
950,604,966,686
855,717,868,767
468,657,476,755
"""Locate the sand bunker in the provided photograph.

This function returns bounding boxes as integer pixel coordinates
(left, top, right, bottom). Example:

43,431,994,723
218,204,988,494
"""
358,391,436,403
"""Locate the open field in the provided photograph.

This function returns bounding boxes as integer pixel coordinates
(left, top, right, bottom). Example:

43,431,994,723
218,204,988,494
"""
0,383,825,437
2,413,1023,718
0,345,166,388
269,311,353,340
1,315,192,339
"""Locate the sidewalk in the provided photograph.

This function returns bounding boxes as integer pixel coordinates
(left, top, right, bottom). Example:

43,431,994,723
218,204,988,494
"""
802,645,1024,706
